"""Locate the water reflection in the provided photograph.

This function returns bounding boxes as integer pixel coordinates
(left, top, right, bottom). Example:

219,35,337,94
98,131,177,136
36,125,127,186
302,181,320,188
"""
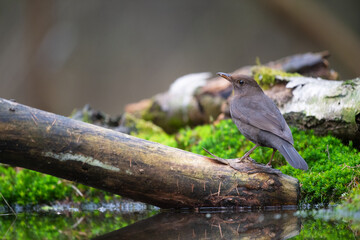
94,210,300,240
0,208,158,239
1,205,358,239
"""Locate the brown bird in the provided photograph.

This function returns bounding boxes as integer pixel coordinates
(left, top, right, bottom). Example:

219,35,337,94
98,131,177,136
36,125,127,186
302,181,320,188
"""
217,72,308,170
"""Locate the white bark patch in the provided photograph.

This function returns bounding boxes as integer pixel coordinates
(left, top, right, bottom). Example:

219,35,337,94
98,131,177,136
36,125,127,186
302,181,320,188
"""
157,72,211,113
280,76,360,123
42,152,120,172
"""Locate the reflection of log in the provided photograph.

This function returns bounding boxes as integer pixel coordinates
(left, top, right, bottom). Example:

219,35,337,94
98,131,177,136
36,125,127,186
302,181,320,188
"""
93,211,300,240
0,98,299,208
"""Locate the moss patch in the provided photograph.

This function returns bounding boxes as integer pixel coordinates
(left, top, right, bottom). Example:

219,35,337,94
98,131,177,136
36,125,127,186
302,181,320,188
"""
125,113,177,148
337,187,360,212
0,166,120,206
175,120,360,206
252,66,301,89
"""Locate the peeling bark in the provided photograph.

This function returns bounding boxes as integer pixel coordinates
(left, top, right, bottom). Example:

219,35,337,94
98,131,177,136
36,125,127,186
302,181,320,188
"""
279,76,360,144
0,98,299,208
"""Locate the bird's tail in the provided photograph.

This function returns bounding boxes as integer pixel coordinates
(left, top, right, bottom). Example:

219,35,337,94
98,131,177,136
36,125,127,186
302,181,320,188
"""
278,142,308,170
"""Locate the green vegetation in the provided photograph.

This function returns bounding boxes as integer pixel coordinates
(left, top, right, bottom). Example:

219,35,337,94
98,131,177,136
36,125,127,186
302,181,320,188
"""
125,113,177,148
337,187,360,213
293,217,358,239
279,128,359,206
0,211,157,239
252,66,301,89
175,119,360,206
0,165,121,206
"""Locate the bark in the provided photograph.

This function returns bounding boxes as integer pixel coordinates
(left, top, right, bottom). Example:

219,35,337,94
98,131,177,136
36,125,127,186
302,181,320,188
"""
279,76,360,145
0,98,299,208
93,211,300,240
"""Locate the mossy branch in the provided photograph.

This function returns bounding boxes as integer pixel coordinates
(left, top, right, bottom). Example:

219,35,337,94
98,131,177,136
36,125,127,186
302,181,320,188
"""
0,98,299,208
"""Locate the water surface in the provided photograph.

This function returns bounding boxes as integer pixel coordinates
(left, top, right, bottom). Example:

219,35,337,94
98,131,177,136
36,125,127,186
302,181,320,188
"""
1,202,359,239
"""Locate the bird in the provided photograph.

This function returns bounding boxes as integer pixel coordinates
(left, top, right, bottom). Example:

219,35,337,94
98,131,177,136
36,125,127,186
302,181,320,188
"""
217,72,308,170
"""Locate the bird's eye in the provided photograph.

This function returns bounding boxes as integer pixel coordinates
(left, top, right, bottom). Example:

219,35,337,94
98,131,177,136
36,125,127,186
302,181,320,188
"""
239,80,244,85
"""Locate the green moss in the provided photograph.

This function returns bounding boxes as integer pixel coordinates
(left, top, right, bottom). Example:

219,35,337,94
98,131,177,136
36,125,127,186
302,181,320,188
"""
176,120,255,160
252,66,301,89
125,113,166,136
279,128,360,205
126,114,178,148
174,120,360,206
337,187,360,212
142,103,185,133
0,165,120,206
342,79,359,88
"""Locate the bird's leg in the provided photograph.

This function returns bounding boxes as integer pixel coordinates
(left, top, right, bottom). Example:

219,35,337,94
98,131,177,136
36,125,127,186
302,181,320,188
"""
267,149,277,167
237,144,258,162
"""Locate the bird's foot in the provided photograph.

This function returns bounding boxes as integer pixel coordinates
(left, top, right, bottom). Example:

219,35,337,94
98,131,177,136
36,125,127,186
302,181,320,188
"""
266,162,272,168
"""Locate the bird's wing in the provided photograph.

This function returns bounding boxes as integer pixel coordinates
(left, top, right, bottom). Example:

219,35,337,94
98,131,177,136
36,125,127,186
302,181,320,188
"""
230,95,294,144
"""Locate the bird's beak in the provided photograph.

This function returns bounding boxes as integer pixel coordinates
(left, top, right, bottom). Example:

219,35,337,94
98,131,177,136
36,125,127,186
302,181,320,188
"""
217,72,233,82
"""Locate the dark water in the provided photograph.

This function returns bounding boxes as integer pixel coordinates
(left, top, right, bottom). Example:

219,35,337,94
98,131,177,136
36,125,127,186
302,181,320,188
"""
0,202,359,239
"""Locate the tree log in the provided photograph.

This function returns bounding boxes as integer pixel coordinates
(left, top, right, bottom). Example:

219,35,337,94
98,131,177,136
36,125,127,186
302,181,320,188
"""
125,52,360,145
279,76,360,145
125,51,336,133
0,98,299,208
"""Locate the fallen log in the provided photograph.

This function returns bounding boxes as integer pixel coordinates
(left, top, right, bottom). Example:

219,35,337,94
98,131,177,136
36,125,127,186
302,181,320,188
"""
0,98,299,208
125,51,337,133
125,52,360,145
279,76,360,145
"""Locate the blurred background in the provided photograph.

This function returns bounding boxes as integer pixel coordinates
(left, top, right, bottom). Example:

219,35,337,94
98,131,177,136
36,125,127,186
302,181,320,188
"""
0,0,359,116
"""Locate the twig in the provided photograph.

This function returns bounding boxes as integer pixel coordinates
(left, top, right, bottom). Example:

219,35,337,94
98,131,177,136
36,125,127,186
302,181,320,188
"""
30,115,38,126
326,145,330,161
71,184,84,197
31,112,39,121
218,223,223,238
2,216,17,240
71,216,85,229
0,192,16,216
202,148,229,165
0,192,17,240
217,181,222,196
51,118,57,127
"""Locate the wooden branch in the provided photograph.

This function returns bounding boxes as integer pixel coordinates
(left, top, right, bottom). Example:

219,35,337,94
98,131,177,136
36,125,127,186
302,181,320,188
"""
0,98,299,208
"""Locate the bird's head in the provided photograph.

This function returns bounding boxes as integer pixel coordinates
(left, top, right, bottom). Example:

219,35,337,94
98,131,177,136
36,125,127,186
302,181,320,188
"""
217,72,262,96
